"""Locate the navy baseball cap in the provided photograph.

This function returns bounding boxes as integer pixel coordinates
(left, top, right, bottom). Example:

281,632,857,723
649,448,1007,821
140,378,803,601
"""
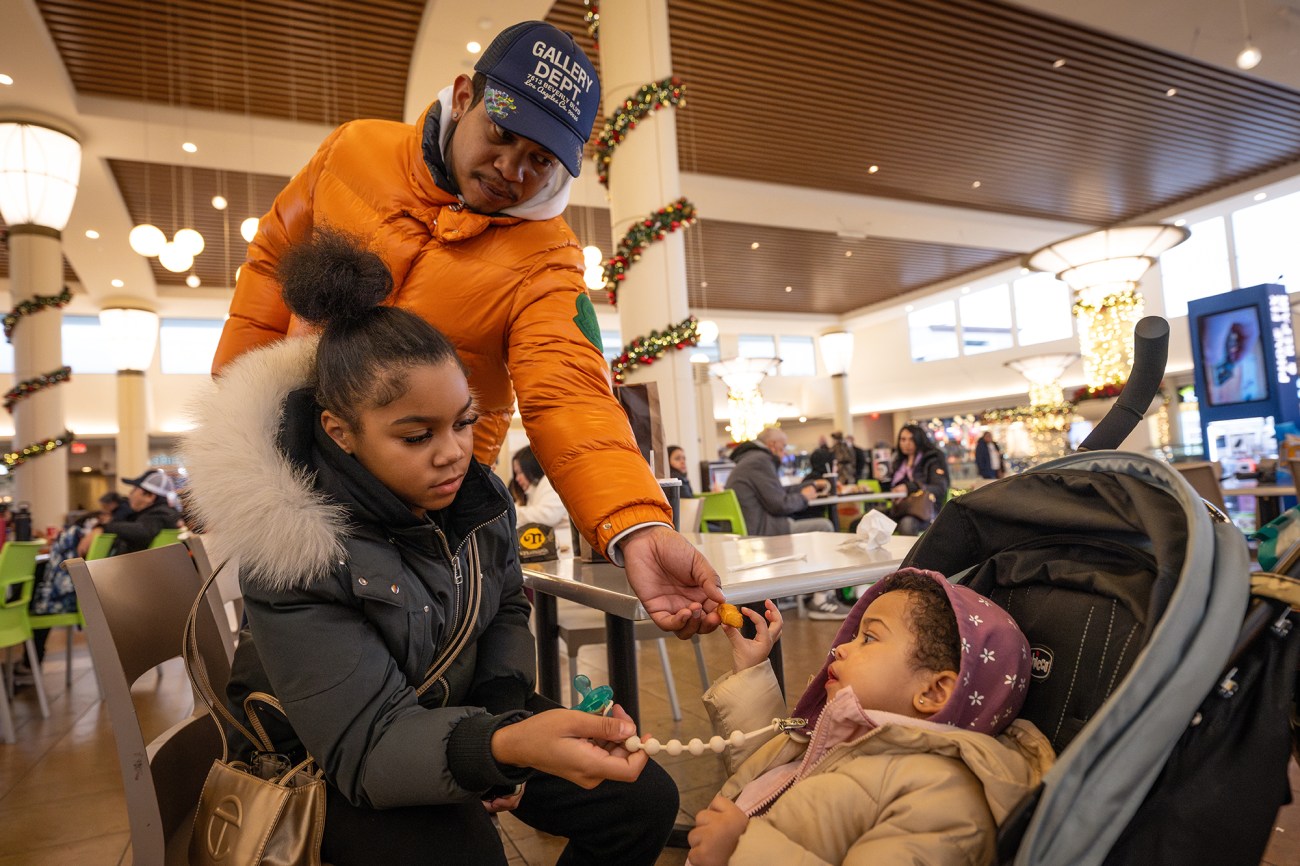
474,21,600,177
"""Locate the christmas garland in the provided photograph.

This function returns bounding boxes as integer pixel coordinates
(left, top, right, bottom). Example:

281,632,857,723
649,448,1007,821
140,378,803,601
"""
594,77,686,187
583,0,600,46
603,198,698,306
4,287,73,342
5,366,71,413
3,430,74,468
611,316,699,383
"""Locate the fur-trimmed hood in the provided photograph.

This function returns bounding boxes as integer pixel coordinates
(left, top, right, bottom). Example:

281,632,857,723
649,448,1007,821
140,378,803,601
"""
181,336,350,592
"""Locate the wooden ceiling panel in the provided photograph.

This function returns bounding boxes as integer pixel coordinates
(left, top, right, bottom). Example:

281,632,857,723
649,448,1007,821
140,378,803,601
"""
36,0,422,124
563,206,1016,315
107,159,289,288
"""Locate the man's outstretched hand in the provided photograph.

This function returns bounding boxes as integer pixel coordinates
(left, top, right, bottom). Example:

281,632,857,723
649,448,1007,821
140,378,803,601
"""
620,525,725,638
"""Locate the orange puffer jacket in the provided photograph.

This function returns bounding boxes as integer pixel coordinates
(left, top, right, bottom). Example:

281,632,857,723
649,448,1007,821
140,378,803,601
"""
212,105,670,554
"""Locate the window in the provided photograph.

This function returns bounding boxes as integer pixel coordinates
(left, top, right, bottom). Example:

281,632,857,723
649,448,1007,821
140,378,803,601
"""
958,284,1013,355
1233,191,1300,292
62,316,118,374
1012,273,1073,346
1159,217,1232,318
0,342,12,374
777,335,817,376
691,342,721,364
159,319,225,374
737,334,776,359
909,302,959,362
600,329,622,364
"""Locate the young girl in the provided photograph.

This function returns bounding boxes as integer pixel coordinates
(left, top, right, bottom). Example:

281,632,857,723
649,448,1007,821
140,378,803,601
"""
181,229,678,866
687,568,1054,866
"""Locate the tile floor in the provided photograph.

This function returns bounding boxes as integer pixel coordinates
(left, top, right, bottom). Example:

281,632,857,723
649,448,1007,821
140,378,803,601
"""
1,618,1298,864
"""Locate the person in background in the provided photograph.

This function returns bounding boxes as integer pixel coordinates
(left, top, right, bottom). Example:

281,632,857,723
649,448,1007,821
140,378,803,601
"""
80,469,182,556
807,436,832,481
686,569,1052,866
208,19,723,639
512,444,572,551
846,434,871,484
98,491,132,522
887,425,949,536
830,431,857,489
726,428,843,620
668,444,695,498
975,430,1005,480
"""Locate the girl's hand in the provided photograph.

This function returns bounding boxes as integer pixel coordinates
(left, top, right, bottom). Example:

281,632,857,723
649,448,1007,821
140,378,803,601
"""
722,600,783,673
688,795,749,866
489,705,648,789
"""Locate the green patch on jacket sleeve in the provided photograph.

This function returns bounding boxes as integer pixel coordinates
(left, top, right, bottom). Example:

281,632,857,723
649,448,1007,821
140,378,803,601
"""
572,294,603,352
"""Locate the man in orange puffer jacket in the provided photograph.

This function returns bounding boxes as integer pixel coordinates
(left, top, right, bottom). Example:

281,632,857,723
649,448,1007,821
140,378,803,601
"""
212,21,722,636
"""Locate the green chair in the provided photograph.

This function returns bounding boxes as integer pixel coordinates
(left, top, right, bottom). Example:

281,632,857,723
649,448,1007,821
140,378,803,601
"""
697,490,748,535
857,479,882,493
27,533,115,688
147,527,183,549
0,540,52,743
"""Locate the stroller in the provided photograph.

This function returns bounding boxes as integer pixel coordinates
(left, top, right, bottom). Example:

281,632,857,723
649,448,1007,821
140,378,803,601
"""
902,316,1300,866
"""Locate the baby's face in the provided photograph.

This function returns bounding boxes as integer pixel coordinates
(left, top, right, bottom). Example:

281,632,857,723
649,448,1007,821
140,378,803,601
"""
826,591,936,717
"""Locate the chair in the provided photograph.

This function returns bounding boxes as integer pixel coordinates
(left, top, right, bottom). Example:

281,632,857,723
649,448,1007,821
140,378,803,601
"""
27,532,115,688
1173,461,1228,513
68,543,231,864
148,527,183,549
555,599,710,721
697,490,748,535
185,534,243,663
0,541,51,743
678,497,703,538
857,479,882,493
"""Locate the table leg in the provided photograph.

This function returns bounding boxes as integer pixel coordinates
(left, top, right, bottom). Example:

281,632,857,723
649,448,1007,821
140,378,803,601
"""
605,613,639,727
534,592,560,704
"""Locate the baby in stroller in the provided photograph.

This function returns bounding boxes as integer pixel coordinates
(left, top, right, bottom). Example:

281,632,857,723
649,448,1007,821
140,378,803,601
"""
687,568,1055,866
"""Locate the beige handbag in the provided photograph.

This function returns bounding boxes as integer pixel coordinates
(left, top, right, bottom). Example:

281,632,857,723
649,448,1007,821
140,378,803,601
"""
183,541,485,865
184,562,326,866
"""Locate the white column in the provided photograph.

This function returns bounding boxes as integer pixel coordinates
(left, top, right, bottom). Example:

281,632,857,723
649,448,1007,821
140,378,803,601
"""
114,370,150,481
830,373,852,438
8,226,68,535
599,0,699,478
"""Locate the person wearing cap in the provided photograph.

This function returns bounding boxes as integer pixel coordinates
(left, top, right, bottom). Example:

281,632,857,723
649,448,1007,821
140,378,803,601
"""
80,469,182,556
210,19,723,640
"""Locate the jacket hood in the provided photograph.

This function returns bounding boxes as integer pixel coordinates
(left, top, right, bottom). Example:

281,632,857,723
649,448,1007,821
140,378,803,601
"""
793,567,1031,736
181,337,349,591
730,440,775,466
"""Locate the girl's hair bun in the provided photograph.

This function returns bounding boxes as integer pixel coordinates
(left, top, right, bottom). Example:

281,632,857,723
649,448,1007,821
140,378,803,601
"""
278,226,393,327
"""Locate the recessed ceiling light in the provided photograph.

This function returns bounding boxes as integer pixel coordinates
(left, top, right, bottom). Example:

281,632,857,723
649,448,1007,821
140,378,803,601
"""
1174,218,1187,227
784,286,793,292
799,416,807,423
84,229,99,239
81,466,92,473
905,304,914,312
960,286,971,294
467,41,482,54
1165,87,1178,97
867,165,879,174
844,250,853,257
1254,192,1268,201
700,281,708,288
182,141,198,153
750,242,760,250
0,74,12,86
110,279,124,288
1019,267,1030,275
1237,45,1262,70
186,273,202,288
971,180,982,189
211,195,228,210
1052,59,1066,69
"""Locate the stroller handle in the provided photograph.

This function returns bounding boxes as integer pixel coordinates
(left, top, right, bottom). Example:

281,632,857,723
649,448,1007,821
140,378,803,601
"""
1078,316,1170,452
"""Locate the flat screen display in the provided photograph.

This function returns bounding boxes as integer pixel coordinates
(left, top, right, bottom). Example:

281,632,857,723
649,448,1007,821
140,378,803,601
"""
1198,304,1270,407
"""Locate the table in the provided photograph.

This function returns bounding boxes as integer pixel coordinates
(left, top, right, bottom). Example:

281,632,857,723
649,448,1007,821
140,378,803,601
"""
523,532,916,725
1222,482,1298,525
806,490,906,530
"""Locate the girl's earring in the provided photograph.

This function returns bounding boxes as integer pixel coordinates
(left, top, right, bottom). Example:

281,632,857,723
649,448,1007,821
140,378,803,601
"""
452,111,460,121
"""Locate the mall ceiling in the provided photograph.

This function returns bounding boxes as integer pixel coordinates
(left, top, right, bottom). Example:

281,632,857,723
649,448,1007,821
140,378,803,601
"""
4,0,1300,315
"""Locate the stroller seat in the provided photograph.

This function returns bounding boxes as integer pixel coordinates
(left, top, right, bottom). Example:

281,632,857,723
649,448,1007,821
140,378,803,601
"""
904,452,1297,866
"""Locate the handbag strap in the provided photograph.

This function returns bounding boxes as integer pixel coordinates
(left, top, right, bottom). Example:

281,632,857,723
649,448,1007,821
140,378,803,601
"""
183,558,260,761
416,535,483,696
